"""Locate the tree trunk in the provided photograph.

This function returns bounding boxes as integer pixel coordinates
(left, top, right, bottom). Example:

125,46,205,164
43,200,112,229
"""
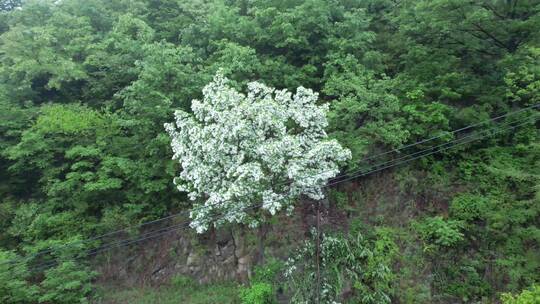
257,221,268,265
232,225,251,283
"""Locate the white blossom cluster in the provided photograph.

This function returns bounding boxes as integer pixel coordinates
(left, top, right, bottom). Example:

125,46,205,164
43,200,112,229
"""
165,73,351,233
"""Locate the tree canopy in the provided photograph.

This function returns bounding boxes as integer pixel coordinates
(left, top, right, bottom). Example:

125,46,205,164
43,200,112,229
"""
165,73,350,232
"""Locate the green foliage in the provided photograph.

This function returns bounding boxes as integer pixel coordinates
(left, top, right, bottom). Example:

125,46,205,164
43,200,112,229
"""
501,285,540,304
0,2,93,102
449,193,489,222
414,216,464,249
240,282,275,304
34,104,107,134
0,250,38,303
503,47,540,106
285,228,397,304
240,260,283,304
325,54,408,168
171,274,196,289
38,261,97,304
97,280,240,304
329,189,349,210
0,0,538,302
251,259,284,286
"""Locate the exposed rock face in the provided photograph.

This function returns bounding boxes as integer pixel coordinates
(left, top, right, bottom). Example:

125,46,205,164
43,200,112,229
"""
150,226,253,284
98,213,305,287
144,212,308,285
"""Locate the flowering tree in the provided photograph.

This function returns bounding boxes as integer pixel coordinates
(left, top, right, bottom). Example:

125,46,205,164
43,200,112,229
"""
165,73,351,233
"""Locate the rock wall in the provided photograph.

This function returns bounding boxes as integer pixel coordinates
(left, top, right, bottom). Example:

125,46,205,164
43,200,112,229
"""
97,205,316,287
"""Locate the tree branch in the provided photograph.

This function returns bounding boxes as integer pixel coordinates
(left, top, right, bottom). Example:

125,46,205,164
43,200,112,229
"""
471,22,511,52
479,3,506,20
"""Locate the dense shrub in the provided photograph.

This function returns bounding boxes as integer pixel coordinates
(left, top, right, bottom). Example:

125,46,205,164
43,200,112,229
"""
240,282,276,304
501,285,540,304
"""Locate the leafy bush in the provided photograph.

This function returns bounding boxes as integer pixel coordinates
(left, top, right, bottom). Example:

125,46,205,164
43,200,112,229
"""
414,216,464,250
240,282,275,304
0,250,38,304
441,263,492,302
285,228,396,304
501,285,540,304
38,261,97,304
240,259,283,304
449,193,488,222
251,259,284,285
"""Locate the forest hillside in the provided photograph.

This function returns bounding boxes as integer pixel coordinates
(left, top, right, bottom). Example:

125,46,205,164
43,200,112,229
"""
0,0,539,303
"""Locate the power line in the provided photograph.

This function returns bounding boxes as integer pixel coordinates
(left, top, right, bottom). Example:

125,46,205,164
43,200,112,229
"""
332,103,540,184
11,112,536,275
328,112,537,186
357,102,539,163
0,209,192,267
327,115,537,187
20,203,267,274
5,103,537,268
8,110,540,274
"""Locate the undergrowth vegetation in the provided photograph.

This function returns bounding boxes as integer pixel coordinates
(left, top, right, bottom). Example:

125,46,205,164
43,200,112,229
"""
95,276,239,304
